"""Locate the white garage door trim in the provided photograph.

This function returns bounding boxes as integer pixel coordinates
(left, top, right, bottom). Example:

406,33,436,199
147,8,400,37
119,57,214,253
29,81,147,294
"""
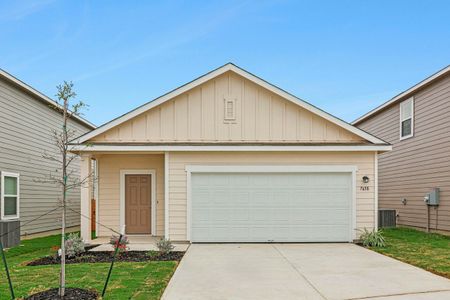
185,165,358,242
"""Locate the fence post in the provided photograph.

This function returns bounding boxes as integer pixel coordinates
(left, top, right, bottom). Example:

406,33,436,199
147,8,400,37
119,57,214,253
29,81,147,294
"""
0,240,15,299
102,234,122,297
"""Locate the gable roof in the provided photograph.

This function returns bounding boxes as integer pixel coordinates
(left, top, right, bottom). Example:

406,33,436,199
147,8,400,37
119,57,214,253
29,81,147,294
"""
76,63,387,144
0,68,96,129
353,65,450,125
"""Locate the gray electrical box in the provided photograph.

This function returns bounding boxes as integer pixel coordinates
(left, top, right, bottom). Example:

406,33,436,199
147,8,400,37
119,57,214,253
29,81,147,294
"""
424,188,440,206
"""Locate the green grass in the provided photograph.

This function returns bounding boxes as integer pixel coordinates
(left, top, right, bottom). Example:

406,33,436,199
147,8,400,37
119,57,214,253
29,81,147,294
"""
370,227,450,278
0,234,178,299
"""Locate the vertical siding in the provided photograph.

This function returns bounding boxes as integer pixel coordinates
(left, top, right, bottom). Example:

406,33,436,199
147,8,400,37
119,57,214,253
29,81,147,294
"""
168,151,375,241
0,78,91,235
91,72,364,144
96,154,165,236
357,74,450,232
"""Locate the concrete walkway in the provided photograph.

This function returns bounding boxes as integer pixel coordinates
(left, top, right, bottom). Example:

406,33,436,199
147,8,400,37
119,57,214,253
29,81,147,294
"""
162,244,450,300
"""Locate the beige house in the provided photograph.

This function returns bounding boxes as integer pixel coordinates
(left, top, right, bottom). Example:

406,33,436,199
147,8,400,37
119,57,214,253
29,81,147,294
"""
354,65,450,233
72,63,391,243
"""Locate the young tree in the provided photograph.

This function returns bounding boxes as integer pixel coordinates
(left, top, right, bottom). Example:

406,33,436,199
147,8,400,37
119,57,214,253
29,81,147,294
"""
42,81,90,297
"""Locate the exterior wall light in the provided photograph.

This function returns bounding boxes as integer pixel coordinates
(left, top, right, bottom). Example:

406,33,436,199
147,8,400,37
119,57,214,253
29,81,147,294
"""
362,176,369,184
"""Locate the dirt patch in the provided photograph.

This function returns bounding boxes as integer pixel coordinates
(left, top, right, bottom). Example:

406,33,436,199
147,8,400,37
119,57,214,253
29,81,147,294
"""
25,287,98,299
27,251,185,266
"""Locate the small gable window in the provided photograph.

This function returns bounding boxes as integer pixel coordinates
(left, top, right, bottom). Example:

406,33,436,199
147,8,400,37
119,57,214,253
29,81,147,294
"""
224,98,236,121
400,97,414,140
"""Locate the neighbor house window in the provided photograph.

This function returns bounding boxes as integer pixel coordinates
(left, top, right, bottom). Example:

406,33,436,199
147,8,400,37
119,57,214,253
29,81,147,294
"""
224,98,236,121
400,97,414,139
0,172,20,219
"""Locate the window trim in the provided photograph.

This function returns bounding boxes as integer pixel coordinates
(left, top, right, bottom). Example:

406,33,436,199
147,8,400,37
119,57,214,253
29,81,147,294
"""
0,172,20,220
399,97,414,140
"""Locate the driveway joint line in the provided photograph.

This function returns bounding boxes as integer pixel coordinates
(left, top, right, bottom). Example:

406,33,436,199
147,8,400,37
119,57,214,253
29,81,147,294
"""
272,244,328,300
345,289,450,300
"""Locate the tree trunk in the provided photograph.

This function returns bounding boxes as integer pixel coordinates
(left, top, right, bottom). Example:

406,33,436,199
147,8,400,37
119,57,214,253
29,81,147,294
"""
60,201,66,297
59,96,68,297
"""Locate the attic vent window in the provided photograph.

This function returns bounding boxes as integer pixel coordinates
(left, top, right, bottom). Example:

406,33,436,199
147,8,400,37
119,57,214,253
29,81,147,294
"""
224,98,236,121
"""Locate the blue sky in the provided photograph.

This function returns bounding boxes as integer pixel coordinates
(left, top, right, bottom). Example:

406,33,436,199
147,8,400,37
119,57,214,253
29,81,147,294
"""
1,0,449,126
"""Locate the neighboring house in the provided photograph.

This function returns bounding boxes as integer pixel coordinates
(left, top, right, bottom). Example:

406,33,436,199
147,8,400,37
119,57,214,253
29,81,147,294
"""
0,69,95,237
72,63,391,243
354,65,450,233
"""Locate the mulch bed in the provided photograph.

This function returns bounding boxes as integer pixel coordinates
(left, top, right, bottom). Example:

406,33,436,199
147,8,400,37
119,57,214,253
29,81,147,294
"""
27,251,185,266
25,288,98,300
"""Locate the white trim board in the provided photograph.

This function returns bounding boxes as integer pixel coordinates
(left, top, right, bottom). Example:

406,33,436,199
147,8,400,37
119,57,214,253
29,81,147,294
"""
374,152,379,230
119,169,157,236
353,65,450,125
185,165,358,173
164,152,170,239
185,165,358,242
76,63,387,145
94,159,99,238
71,144,392,152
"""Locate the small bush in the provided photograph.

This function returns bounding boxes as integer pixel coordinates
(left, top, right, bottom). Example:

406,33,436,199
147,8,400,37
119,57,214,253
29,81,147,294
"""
155,238,174,255
64,233,85,257
147,250,159,259
359,228,386,247
109,235,129,252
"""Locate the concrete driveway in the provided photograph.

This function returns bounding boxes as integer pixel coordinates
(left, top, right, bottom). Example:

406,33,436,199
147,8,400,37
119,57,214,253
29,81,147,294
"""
162,244,450,300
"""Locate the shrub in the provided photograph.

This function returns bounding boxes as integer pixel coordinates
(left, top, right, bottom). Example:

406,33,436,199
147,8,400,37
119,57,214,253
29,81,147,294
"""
155,238,174,255
358,228,386,247
147,250,159,259
64,233,85,257
109,235,129,252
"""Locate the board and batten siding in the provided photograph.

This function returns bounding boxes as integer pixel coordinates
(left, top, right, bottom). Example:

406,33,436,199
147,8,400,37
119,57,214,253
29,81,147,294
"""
0,77,91,235
96,154,165,237
91,72,364,144
167,151,375,241
357,73,450,232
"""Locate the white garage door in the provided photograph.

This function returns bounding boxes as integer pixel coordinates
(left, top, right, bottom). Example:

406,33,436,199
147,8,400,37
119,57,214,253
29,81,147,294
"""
191,172,352,242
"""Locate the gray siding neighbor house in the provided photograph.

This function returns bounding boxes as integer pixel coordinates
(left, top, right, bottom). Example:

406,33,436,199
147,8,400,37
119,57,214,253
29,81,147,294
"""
0,69,95,237
354,65,450,233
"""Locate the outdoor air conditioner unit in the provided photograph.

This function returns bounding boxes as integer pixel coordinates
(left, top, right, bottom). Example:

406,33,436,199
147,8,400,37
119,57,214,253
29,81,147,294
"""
0,220,20,248
378,210,396,228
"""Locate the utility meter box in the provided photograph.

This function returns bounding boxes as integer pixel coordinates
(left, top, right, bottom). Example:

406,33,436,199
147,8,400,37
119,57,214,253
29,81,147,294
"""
424,188,440,206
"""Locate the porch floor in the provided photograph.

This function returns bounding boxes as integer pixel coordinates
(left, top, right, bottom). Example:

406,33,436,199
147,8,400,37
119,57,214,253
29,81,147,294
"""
89,236,190,252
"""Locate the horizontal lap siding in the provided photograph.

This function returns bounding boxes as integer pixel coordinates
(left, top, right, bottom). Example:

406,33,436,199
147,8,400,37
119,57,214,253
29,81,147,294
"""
357,74,450,232
168,151,375,241
97,154,164,236
0,78,91,235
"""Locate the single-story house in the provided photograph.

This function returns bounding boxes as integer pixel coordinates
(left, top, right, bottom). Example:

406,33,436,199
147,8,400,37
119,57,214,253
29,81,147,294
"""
0,68,95,239
72,63,391,243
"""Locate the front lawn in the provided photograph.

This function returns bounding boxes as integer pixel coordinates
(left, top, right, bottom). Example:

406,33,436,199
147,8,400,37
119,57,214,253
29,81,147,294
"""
0,234,178,299
370,227,450,278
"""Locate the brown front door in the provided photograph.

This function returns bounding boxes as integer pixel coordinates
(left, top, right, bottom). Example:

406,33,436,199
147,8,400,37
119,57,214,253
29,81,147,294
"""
125,174,151,234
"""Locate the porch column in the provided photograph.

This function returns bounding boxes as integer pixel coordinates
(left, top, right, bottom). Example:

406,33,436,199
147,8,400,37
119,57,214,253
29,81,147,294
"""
80,154,92,243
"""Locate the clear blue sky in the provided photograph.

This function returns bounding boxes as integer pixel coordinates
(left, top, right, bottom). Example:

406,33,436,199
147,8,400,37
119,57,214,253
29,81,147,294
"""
1,0,449,126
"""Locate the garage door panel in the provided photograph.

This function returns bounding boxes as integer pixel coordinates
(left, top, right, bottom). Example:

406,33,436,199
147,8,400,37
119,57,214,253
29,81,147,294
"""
252,191,271,205
231,209,250,221
250,175,271,186
251,209,271,221
191,172,352,242
231,191,250,205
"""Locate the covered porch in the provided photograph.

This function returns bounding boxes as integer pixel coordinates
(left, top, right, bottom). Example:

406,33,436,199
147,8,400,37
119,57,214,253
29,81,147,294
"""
80,152,168,244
